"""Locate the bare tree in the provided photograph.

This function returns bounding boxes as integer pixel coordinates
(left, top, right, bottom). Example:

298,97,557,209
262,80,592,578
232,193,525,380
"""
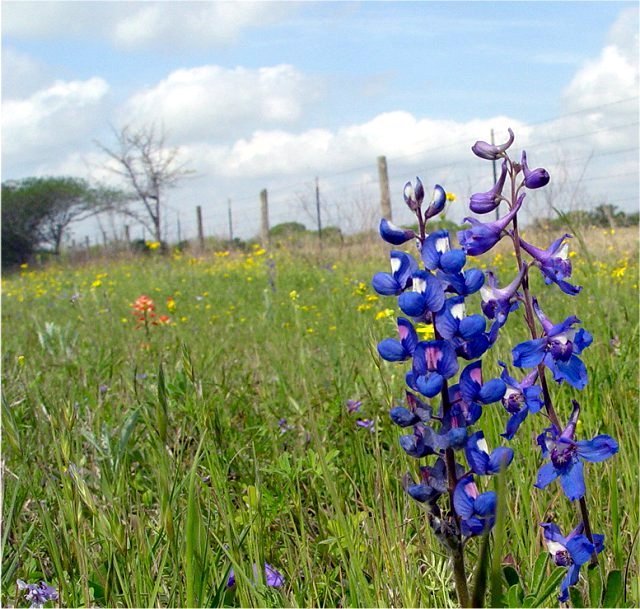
96,124,192,244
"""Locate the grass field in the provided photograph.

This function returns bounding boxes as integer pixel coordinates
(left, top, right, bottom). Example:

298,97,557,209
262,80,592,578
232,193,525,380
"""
2,227,638,608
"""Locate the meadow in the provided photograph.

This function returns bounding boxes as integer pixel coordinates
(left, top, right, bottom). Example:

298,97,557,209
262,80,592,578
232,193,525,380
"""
2,227,638,608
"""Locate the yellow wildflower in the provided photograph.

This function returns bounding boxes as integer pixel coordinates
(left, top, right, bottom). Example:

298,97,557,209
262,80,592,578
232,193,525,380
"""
375,308,395,320
415,323,436,341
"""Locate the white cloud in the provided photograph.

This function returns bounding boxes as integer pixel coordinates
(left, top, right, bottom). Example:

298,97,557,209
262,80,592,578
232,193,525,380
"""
120,64,322,140
1,48,54,99
3,1,293,49
2,78,110,174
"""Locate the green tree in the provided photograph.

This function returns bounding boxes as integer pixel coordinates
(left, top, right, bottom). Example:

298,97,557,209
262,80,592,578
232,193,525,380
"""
1,177,110,267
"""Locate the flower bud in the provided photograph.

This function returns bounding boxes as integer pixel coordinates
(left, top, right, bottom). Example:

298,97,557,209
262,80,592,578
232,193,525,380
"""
521,150,550,189
403,177,424,211
471,128,514,160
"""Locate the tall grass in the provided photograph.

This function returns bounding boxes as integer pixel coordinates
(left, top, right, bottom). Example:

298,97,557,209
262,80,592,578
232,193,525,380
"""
2,229,638,608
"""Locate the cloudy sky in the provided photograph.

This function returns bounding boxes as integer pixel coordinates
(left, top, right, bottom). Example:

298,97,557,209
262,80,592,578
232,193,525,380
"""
2,1,639,242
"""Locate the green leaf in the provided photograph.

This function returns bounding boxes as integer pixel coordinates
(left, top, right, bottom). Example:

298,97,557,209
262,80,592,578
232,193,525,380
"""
588,565,604,607
156,362,168,443
533,566,566,606
506,584,524,607
602,570,623,608
570,586,585,607
503,565,520,588
531,553,549,597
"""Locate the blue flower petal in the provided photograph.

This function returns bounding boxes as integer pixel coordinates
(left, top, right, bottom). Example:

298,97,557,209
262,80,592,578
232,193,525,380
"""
459,314,486,340
416,373,444,398
478,378,507,404
502,408,529,440
566,535,596,566
372,272,401,296
440,249,466,274
559,460,585,501
389,406,420,427
379,218,415,245
576,435,618,462
474,491,497,517
535,462,559,489
377,338,408,362
488,447,514,473
513,338,547,368
453,477,475,519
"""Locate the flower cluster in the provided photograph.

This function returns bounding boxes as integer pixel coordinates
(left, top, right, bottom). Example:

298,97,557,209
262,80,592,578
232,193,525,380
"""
131,295,171,330
371,129,618,604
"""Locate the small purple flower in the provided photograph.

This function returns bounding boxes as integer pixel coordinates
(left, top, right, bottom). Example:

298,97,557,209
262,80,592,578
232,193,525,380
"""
378,318,419,362
346,399,363,414
16,580,58,609
434,296,486,342
408,340,459,398
458,192,525,256
403,456,459,506
356,418,375,432
98,383,109,394
480,266,525,323
535,401,618,501
540,522,604,602
403,177,425,212
389,391,432,427
465,430,514,476
227,563,284,589
471,128,515,160
470,160,508,214
519,234,581,295
379,218,416,245
512,299,592,389
453,475,497,537
278,418,293,434
521,150,550,189
497,362,543,440
372,251,418,296
420,230,466,274
398,271,446,319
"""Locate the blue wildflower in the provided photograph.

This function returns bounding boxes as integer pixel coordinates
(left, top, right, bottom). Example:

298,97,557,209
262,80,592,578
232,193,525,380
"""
512,299,592,389
519,234,581,295
398,270,446,318
377,317,419,362
540,522,604,602
408,340,459,398
420,230,466,274
465,430,514,476
535,401,618,501
227,563,285,588
372,251,418,296
497,362,543,440
434,296,486,342
458,192,524,256
480,266,525,323
453,475,497,537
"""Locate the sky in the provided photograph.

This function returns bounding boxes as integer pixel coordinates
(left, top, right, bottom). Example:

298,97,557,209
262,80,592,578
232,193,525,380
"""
2,1,639,243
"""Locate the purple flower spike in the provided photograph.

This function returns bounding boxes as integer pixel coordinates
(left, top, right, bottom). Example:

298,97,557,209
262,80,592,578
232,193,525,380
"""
480,266,525,323
458,192,525,256
535,401,618,501
424,184,447,220
379,218,416,245
521,150,550,189
540,522,604,602
403,177,425,212
372,250,418,296
471,128,515,160
519,234,581,295
470,160,508,214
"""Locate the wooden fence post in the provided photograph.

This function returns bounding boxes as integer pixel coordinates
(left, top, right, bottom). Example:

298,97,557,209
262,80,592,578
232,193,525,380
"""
377,155,392,221
196,205,204,250
260,189,270,246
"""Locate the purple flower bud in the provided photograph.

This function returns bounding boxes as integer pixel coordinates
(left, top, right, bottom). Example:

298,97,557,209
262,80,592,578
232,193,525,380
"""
379,218,416,245
471,128,514,160
403,178,424,211
521,151,550,189
424,184,446,220
470,160,508,214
